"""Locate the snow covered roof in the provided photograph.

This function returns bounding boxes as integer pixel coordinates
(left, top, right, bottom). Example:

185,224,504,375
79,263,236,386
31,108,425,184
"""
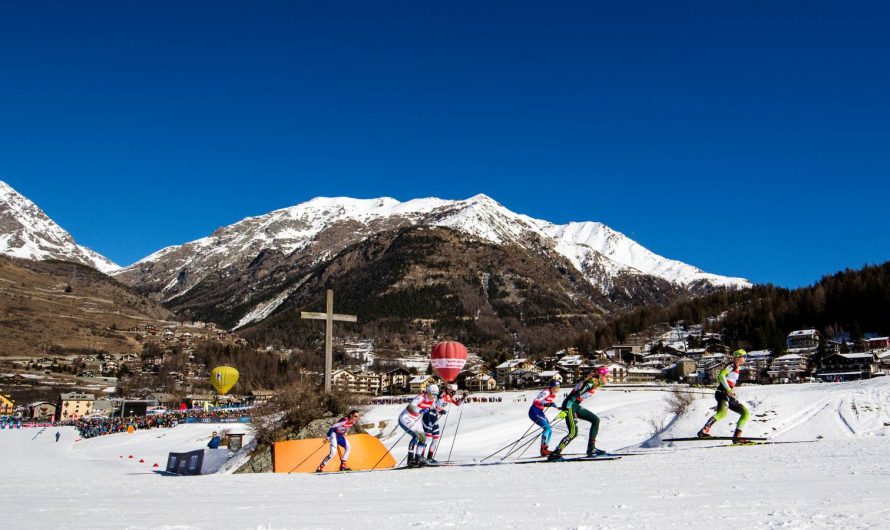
788,329,819,337
836,353,873,360
773,354,803,361
496,358,529,369
746,350,772,359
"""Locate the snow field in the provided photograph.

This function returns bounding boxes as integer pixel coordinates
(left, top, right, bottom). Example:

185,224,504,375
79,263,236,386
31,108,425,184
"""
3,379,890,529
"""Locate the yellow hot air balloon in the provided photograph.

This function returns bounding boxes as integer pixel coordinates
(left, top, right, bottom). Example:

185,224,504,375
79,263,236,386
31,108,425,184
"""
210,366,239,395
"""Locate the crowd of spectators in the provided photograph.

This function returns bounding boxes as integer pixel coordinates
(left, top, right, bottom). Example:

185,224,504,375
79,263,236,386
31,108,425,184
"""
72,409,251,439
370,394,505,405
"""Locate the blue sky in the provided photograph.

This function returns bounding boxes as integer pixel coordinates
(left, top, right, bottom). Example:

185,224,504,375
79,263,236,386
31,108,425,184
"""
1,1,888,287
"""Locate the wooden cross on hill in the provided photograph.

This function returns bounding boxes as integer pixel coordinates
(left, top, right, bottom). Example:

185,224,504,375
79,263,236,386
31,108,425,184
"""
301,289,357,393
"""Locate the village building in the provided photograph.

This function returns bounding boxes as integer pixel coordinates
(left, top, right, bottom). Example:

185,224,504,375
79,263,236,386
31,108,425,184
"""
741,350,772,383
603,362,628,383
145,393,180,409
861,335,890,351
666,357,697,382
409,375,437,393
28,401,56,421
464,373,497,392
768,354,809,382
495,358,536,385
627,366,661,383
786,329,821,356
817,352,877,381
247,389,277,405
380,367,411,394
56,392,95,421
1,393,15,415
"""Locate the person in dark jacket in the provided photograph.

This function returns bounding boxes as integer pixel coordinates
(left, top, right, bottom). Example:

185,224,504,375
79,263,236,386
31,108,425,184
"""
207,431,222,449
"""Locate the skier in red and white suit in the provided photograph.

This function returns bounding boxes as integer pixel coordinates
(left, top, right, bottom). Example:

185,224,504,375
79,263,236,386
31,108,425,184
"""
316,410,360,472
398,384,438,467
422,384,467,463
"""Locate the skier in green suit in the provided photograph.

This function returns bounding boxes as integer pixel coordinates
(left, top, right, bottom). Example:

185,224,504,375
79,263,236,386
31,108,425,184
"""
698,349,751,443
548,366,611,460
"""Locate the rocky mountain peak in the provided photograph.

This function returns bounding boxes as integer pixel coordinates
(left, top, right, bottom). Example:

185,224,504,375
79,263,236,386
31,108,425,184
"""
0,180,119,273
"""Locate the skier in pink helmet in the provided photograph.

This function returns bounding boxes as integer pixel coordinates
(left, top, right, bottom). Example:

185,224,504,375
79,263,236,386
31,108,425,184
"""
549,366,611,460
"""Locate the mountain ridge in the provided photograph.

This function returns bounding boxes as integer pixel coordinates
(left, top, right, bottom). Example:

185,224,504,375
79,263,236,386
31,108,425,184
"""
0,181,119,273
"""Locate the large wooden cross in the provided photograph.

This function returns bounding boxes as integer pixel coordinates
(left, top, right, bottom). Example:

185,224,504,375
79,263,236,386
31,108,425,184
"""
300,289,357,393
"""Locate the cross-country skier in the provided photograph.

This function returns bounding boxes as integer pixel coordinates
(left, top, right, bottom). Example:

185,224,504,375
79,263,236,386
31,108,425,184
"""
697,349,751,443
422,383,468,463
398,384,439,467
549,367,610,460
316,410,360,472
529,379,561,456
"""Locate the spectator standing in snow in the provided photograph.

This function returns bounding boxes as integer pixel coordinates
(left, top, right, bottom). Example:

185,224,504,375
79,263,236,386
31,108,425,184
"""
55,431,60,442
207,431,222,449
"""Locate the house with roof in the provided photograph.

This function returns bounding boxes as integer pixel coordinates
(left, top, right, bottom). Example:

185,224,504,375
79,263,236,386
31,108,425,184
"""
380,367,412,394
818,352,878,381
862,335,890,351
56,392,95,421
464,373,497,392
786,329,821,356
627,366,662,383
741,350,772,383
768,354,809,382
28,401,56,420
495,358,536,385
409,375,437,393
1,393,14,415
247,389,278,405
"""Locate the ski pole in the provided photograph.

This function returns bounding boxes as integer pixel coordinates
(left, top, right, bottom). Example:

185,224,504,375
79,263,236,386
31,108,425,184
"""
288,440,328,473
482,414,560,462
446,406,463,462
504,416,560,461
512,430,543,459
371,429,408,470
480,427,540,462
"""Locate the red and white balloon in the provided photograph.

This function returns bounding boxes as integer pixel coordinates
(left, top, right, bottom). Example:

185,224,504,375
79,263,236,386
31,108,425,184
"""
430,341,468,382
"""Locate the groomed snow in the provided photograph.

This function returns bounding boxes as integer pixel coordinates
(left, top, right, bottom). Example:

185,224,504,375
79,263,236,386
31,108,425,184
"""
4,378,889,529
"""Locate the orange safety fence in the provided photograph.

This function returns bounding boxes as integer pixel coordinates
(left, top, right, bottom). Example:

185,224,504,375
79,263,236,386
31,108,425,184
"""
273,433,397,473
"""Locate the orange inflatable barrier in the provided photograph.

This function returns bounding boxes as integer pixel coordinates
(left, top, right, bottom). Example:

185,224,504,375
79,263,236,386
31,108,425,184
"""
273,433,397,473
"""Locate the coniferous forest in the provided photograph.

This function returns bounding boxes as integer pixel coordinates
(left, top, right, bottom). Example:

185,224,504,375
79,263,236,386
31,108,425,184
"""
592,261,890,353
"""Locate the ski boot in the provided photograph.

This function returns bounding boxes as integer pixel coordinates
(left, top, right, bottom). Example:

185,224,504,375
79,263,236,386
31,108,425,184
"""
406,453,417,468
586,439,607,457
547,450,563,461
540,443,551,457
315,465,325,473
696,428,712,438
732,429,747,445
339,462,350,472
416,455,432,467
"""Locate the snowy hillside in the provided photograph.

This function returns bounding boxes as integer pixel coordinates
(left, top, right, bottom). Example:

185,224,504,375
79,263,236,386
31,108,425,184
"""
0,180,119,273
4,378,889,529
115,193,749,303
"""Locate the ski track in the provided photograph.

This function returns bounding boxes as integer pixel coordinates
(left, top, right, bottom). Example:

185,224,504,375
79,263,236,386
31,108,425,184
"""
5,380,890,529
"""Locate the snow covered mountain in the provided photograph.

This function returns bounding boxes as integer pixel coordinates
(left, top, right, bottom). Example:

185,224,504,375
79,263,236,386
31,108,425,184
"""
113,194,749,334
116,194,747,299
0,181,119,273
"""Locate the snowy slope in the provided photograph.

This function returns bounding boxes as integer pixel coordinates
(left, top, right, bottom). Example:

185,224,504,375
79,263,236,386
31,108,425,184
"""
4,379,889,529
0,180,119,273
116,194,749,305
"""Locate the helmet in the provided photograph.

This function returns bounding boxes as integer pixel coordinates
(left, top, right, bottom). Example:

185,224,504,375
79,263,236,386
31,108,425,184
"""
548,379,561,388
426,384,440,395
732,349,747,359
596,366,610,376
446,384,458,393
